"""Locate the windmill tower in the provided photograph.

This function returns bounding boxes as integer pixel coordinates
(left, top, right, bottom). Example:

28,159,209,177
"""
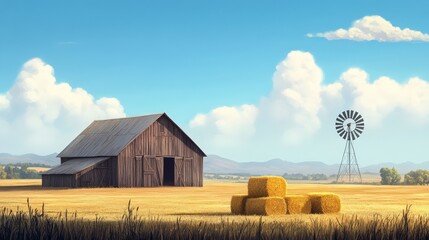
335,110,364,183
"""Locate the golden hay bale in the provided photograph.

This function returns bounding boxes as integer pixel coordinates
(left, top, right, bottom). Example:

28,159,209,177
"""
245,197,286,216
230,194,249,215
247,176,287,198
307,192,341,214
284,194,311,214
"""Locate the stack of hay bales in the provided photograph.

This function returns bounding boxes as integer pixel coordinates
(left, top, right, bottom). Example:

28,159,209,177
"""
231,176,341,216
231,176,286,216
246,176,287,216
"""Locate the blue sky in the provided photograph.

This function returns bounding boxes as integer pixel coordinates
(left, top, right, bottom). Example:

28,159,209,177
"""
1,1,428,165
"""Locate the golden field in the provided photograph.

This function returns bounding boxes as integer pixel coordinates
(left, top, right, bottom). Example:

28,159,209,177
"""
27,167,50,172
1,179,429,221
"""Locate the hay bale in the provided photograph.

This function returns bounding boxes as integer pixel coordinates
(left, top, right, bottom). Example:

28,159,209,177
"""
247,176,287,198
245,197,286,216
284,194,311,214
231,194,249,215
307,192,341,214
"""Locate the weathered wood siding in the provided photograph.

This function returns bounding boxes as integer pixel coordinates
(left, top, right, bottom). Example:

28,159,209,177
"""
76,161,110,187
42,175,75,188
117,115,204,187
45,158,117,188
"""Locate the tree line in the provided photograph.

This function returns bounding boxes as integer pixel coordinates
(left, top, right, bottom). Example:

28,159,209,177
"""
380,167,429,185
282,173,328,181
0,164,41,179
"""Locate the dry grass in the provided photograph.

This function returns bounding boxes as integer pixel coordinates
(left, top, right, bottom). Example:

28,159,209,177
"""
2,203,428,240
247,176,286,198
27,167,50,172
2,179,429,221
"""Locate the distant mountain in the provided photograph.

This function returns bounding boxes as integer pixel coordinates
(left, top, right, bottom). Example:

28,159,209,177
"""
204,155,340,175
204,155,429,175
360,161,429,174
0,153,59,166
1,152,428,175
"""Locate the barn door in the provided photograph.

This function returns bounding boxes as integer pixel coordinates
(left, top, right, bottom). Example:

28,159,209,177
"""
184,158,193,186
174,157,185,186
135,156,143,187
94,161,109,187
143,156,157,187
155,157,163,186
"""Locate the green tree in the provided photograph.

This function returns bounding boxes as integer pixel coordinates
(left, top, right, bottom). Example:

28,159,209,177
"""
309,173,328,180
404,169,429,185
0,164,41,179
380,167,401,185
0,166,6,179
4,165,14,179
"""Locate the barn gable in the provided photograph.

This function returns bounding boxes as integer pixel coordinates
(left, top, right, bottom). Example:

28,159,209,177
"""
116,114,206,187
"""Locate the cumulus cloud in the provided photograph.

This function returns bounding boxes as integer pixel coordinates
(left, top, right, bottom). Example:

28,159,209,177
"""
308,15,429,42
341,68,429,126
0,95,9,109
0,58,125,154
259,51,331,144
190,104,258,148
190,51,340,151
188,50,429,163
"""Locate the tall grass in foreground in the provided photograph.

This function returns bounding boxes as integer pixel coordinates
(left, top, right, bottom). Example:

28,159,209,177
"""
1,199,429,240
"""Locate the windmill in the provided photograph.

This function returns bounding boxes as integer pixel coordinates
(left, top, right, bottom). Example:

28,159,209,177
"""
335,110,364,183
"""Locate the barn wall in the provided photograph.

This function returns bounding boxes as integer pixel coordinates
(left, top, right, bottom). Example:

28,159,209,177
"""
59,157,118,187
117,115,204,187
42,157,118,187
42,174,76,188
76,160,111,187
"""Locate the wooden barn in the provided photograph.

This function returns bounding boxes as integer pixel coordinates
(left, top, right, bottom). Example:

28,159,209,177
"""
41,113,206,188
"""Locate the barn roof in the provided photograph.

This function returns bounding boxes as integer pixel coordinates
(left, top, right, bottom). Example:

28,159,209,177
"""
57,113,206,157
42,157,109,175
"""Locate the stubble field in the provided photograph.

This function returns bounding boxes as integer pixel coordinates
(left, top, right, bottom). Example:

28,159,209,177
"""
1,179,429,222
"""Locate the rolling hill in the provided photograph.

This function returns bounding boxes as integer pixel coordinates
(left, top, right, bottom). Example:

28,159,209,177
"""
1,153,428,175
204,155,429,175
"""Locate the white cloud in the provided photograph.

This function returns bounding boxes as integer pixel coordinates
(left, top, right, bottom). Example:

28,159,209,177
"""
341,68,429,126
0,95,9,109
308,15,429,42
190,51,339,151
190,104,258,148
189,114,207,128
0,58,125,154
259,51,328,144
188,50,429,164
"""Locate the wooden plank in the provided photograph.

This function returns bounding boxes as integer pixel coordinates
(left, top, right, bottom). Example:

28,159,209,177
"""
135,156,143,187
175,157,184,186
155,156,163,186
143,155,156,187
184,158,193,186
